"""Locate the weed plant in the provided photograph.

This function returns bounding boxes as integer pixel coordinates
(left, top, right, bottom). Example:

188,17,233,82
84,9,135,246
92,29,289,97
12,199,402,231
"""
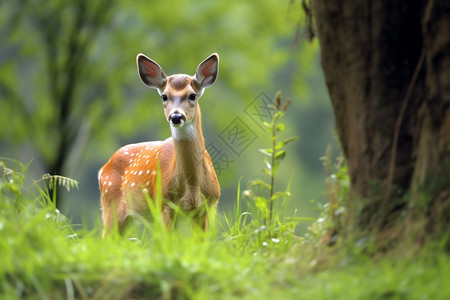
221,92,301,255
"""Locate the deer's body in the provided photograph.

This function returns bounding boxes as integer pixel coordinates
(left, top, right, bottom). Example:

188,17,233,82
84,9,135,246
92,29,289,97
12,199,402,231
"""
99,53,220,237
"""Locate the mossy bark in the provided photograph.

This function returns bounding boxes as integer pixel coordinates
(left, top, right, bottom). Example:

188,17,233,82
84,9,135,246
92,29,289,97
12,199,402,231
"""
313,0,450,247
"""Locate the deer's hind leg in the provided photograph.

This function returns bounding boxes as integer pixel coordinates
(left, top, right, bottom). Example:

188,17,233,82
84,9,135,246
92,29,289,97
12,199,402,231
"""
101,194,131,238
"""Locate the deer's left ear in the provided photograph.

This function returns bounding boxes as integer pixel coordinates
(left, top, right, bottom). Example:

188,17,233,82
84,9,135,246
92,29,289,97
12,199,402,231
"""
194,53,219,89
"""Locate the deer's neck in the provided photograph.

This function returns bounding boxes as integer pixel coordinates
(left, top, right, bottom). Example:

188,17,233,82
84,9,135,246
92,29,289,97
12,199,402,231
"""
171,107,205,186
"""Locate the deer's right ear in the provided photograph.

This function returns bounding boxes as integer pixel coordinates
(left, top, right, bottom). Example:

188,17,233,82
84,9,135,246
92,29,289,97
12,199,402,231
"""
137,54,167,89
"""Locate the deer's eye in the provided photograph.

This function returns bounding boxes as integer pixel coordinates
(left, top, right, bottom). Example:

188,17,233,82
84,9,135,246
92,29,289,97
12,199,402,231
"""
189,94,196,101
162,95,168,102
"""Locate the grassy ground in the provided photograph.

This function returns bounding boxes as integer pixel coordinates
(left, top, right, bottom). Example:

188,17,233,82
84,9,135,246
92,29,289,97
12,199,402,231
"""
1,159,449,300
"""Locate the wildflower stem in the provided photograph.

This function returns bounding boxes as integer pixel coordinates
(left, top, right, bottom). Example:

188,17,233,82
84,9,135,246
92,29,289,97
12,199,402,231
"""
269,115,276,225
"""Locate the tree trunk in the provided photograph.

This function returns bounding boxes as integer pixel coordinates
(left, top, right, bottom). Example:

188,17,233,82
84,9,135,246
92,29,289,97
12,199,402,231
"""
313,0,450,247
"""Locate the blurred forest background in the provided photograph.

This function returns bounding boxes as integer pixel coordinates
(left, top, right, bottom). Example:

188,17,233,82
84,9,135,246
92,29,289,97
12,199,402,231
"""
0,0,338,232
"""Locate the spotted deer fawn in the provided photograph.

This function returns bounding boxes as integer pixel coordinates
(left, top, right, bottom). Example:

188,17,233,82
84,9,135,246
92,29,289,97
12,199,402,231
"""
99,53,220,237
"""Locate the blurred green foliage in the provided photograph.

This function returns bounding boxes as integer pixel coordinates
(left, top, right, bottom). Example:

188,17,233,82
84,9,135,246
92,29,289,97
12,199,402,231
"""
0,0,337,229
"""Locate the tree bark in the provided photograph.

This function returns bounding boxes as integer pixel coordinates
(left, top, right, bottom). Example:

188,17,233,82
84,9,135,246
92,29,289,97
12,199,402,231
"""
313,0,450,245
411,0,450,238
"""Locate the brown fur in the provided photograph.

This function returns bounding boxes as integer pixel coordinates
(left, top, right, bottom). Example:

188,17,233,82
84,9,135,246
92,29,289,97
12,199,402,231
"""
99,72,220,237
168,75,190,91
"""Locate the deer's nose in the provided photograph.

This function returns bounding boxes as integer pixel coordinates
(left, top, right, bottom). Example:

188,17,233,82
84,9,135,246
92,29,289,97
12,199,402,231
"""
169,113,185,125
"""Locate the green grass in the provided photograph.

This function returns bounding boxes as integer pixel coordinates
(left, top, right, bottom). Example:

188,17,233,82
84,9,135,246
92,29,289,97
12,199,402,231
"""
1,159,450,299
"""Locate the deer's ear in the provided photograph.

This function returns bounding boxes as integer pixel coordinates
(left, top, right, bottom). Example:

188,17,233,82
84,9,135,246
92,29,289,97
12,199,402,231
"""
194,53,219,89
137,54,167,89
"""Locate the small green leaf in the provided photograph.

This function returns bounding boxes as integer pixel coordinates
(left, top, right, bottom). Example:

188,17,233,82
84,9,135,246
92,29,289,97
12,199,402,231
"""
249,179,271,190
274,111,284,120
265,160,272,171
259,149,273,156
262,122,272,128
272,159,280,173
271,191,289,201
275,150,286,161
275,137,298,150
276,123,285,132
